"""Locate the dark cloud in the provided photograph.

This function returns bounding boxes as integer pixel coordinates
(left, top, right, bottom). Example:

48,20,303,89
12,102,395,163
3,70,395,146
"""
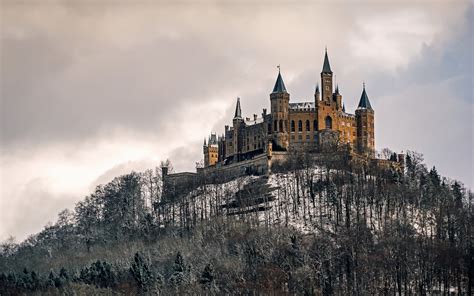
1,0,472,241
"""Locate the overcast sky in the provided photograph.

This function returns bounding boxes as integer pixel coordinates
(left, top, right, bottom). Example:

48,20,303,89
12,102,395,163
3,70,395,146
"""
1,0,472,242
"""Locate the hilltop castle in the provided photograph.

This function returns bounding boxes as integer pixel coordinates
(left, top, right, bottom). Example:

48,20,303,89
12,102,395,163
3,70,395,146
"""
163,50,403,189
203,50,374,168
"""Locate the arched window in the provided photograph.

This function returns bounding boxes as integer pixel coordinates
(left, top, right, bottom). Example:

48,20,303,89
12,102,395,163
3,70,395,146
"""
279,120,283,132
274,120,278,131
298,120,303,132
306,120,310,131
291,120,295,132
325,116,332,129
313,120,318,131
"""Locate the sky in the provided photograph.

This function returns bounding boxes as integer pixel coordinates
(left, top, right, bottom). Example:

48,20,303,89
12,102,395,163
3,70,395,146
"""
1,0,472,242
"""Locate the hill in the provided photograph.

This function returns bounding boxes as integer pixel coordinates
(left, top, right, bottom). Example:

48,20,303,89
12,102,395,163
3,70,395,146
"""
0,151,472,295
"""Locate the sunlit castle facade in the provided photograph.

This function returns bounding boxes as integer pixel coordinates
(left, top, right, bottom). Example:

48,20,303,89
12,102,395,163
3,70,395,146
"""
203,50,375,168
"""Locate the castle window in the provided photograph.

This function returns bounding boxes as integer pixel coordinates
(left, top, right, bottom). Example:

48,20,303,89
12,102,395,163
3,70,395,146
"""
279,120,283,132
298,120,302,132
306,120,310,131
268,123,272,134
306,135,310,140
313,120,318,131
325,116,332,129
274,120,277,131
298,135,302,140
291,120,295,132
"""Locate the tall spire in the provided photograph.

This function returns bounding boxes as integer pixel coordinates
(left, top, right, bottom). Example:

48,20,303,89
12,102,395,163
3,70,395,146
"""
342,103,346,112
315,83,320,94
204,137,207,146
335,84,339,94
357,83,373,110
322,48,332,73
272,66,287,93
234,97,242,118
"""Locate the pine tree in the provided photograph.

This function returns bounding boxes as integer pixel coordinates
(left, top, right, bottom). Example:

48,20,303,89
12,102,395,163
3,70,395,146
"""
130,252,153,291
200,263,215,290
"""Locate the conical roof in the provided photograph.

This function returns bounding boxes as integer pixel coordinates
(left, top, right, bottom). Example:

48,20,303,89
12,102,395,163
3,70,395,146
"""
272,71,287,93
322,49,332,73
357,84,373,110
234,97,242,118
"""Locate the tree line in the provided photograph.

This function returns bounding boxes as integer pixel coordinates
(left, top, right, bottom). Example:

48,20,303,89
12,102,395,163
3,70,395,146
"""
0,151,472,295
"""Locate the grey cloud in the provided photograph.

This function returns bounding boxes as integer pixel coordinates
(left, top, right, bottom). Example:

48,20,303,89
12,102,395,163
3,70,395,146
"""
1,178,80,241
1,0,472,241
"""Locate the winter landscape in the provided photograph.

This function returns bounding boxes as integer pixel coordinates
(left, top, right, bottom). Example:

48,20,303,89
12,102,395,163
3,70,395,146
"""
1,0,472,295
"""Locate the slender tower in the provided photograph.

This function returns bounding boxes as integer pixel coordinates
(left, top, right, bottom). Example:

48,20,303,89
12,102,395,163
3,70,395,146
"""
321,48,333,104
270,67,290,150
232,97,244,161
355,83,375,157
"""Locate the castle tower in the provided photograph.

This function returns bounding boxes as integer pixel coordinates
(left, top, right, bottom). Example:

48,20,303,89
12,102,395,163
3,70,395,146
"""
270,68,290,150
314,84,320,104
203,134,219,167
233,97,244,161
333,85,342,111
321,49,333,104
355,84,375,157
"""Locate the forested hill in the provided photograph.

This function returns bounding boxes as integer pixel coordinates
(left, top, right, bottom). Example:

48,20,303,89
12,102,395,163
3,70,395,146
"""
0,151,472,295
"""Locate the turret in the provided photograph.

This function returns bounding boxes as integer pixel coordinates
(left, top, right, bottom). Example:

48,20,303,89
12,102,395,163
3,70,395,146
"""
204,133,219,167
314,84,320,103
232,97,244,161
270,67,290,150
333,84,342,111
355,83,375,157
321,49,333,103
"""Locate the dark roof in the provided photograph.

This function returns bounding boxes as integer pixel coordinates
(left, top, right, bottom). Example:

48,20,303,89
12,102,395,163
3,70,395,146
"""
209,133,218,145
272,71,287,93
335,84,339,95
322,50,332,73
342,103,346,112
234,97,242,118
357,85,373,110
315,84,320,94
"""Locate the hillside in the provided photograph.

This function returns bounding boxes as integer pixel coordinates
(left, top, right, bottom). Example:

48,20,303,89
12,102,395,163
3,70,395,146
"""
0,151,472,295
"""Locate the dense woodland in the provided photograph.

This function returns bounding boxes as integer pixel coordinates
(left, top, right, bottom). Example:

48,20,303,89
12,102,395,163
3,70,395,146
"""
0,150,472,295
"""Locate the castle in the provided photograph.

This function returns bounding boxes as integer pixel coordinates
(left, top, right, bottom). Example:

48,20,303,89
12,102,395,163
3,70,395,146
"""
203,50,374,168
163,50,402,189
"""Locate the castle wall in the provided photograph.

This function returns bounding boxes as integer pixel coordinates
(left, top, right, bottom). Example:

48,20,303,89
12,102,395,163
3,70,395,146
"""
198,153,269,183
288,111,318,148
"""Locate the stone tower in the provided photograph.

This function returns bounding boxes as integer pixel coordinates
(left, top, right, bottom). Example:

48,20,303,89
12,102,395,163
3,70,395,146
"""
321,49,333,104
355,84,375,157
203,134,218,167
314,84,320,105
270,69,290,150
333,85,342,111
232,97,244,161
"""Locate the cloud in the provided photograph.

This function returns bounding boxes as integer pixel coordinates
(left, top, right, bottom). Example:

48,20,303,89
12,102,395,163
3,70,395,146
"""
0,0,472,241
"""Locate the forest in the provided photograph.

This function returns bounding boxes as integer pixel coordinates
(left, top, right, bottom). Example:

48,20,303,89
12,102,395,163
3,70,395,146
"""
0,150,472,295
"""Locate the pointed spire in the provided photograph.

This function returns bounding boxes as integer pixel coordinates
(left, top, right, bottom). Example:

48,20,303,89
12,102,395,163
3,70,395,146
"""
322,48,332,73
342,103,346,112
357,83,373,110
234,97,242,118
272,66,287,93
315,83,320,94
204,137,207,146
335,84,339,95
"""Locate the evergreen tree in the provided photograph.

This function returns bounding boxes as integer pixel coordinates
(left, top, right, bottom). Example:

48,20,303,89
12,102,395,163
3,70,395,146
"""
130,252,153,291
200,263,214,289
